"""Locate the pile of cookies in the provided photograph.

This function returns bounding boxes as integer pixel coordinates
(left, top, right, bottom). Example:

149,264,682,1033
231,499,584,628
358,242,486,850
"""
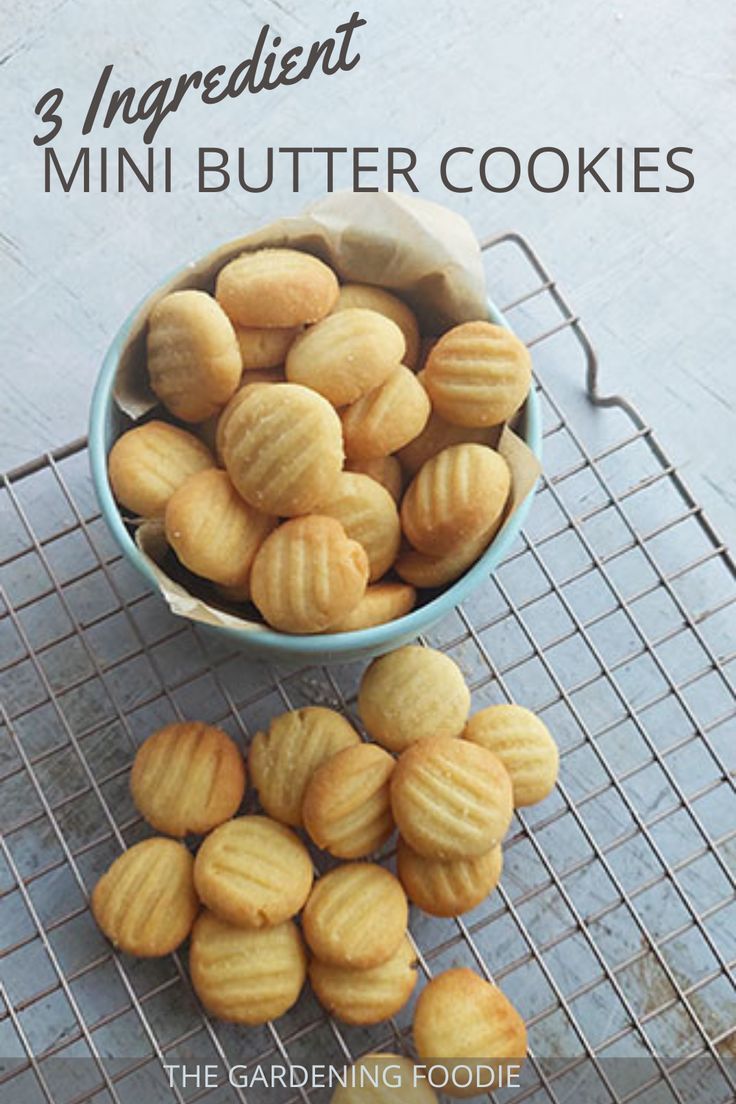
107,246,533,633
90,644,557,1087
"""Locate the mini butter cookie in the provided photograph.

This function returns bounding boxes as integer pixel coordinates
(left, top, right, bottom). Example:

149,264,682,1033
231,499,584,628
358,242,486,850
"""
190,910,307,1024
463,704,559,807
222,383,344,516
424,321,532,428
358,645,470,753
108,421,215,519
214,385,250,463
286,308,404,406
413,968,527,1092
302,743,396,858
302,862,408,968
332,1055,438,1104
310,934,417,1026
317,472,401,582
130,721,245,836
215,248,339,328
334,284,421,370
397,839,503,918
341,366,430,460
249,706,360,828
214,378,282,463
328,583,416,632
165,469,275,588
236,324,301,370
401,444,511,558
345,455,404,503
391,736,513,859
193,815,313,927
395,524,496,589
250,516,369,634
147,290,242,423
91,837,198,957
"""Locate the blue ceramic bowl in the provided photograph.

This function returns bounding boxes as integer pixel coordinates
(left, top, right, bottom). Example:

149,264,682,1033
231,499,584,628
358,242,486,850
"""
89,286,541,665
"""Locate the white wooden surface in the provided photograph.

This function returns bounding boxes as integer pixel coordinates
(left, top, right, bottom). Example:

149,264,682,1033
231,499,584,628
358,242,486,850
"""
2,0,734,547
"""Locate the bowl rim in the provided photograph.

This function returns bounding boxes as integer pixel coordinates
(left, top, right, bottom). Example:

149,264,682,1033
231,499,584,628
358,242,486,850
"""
89,277,542,656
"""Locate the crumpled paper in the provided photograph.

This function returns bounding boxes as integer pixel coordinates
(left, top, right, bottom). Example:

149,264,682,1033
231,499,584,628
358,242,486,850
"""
111,191,540,632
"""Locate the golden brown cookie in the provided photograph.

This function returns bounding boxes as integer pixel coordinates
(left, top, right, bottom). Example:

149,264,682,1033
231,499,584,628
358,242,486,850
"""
413,969,527,1093
130,721,246,836
215,248,339,328
397,839,503,917
236,324,301,370
190,910,306,1024
250,516,369,634
463,705,559,807
286,308,404,406
390,736,513,859
214,377,281,462
108,421,215,519
328,583,416,632
317,472,401,582
302,862,408,968
424,321,532,428
358,645,470,753
165,469,275,588
302,743,396,858
401,444,511,558
341,367,431,459
91,837,198,957
214,386,250,464
310,934,417,1025
331,1054,438,1104
214,386,249,464
193,815,313,927
334,284,421,369
221,383,344,516
249,707,361,828
345,455,404,503
394,525,497,589
147,290,242,422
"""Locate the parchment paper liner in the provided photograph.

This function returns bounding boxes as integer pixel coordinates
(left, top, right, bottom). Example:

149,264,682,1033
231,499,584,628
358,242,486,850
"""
112,192,541,633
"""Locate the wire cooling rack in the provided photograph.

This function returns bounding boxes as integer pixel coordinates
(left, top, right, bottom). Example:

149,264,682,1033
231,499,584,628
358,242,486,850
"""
0,233,734,1104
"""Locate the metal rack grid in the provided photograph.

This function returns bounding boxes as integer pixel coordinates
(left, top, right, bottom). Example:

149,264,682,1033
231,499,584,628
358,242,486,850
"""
0,232,734,1104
